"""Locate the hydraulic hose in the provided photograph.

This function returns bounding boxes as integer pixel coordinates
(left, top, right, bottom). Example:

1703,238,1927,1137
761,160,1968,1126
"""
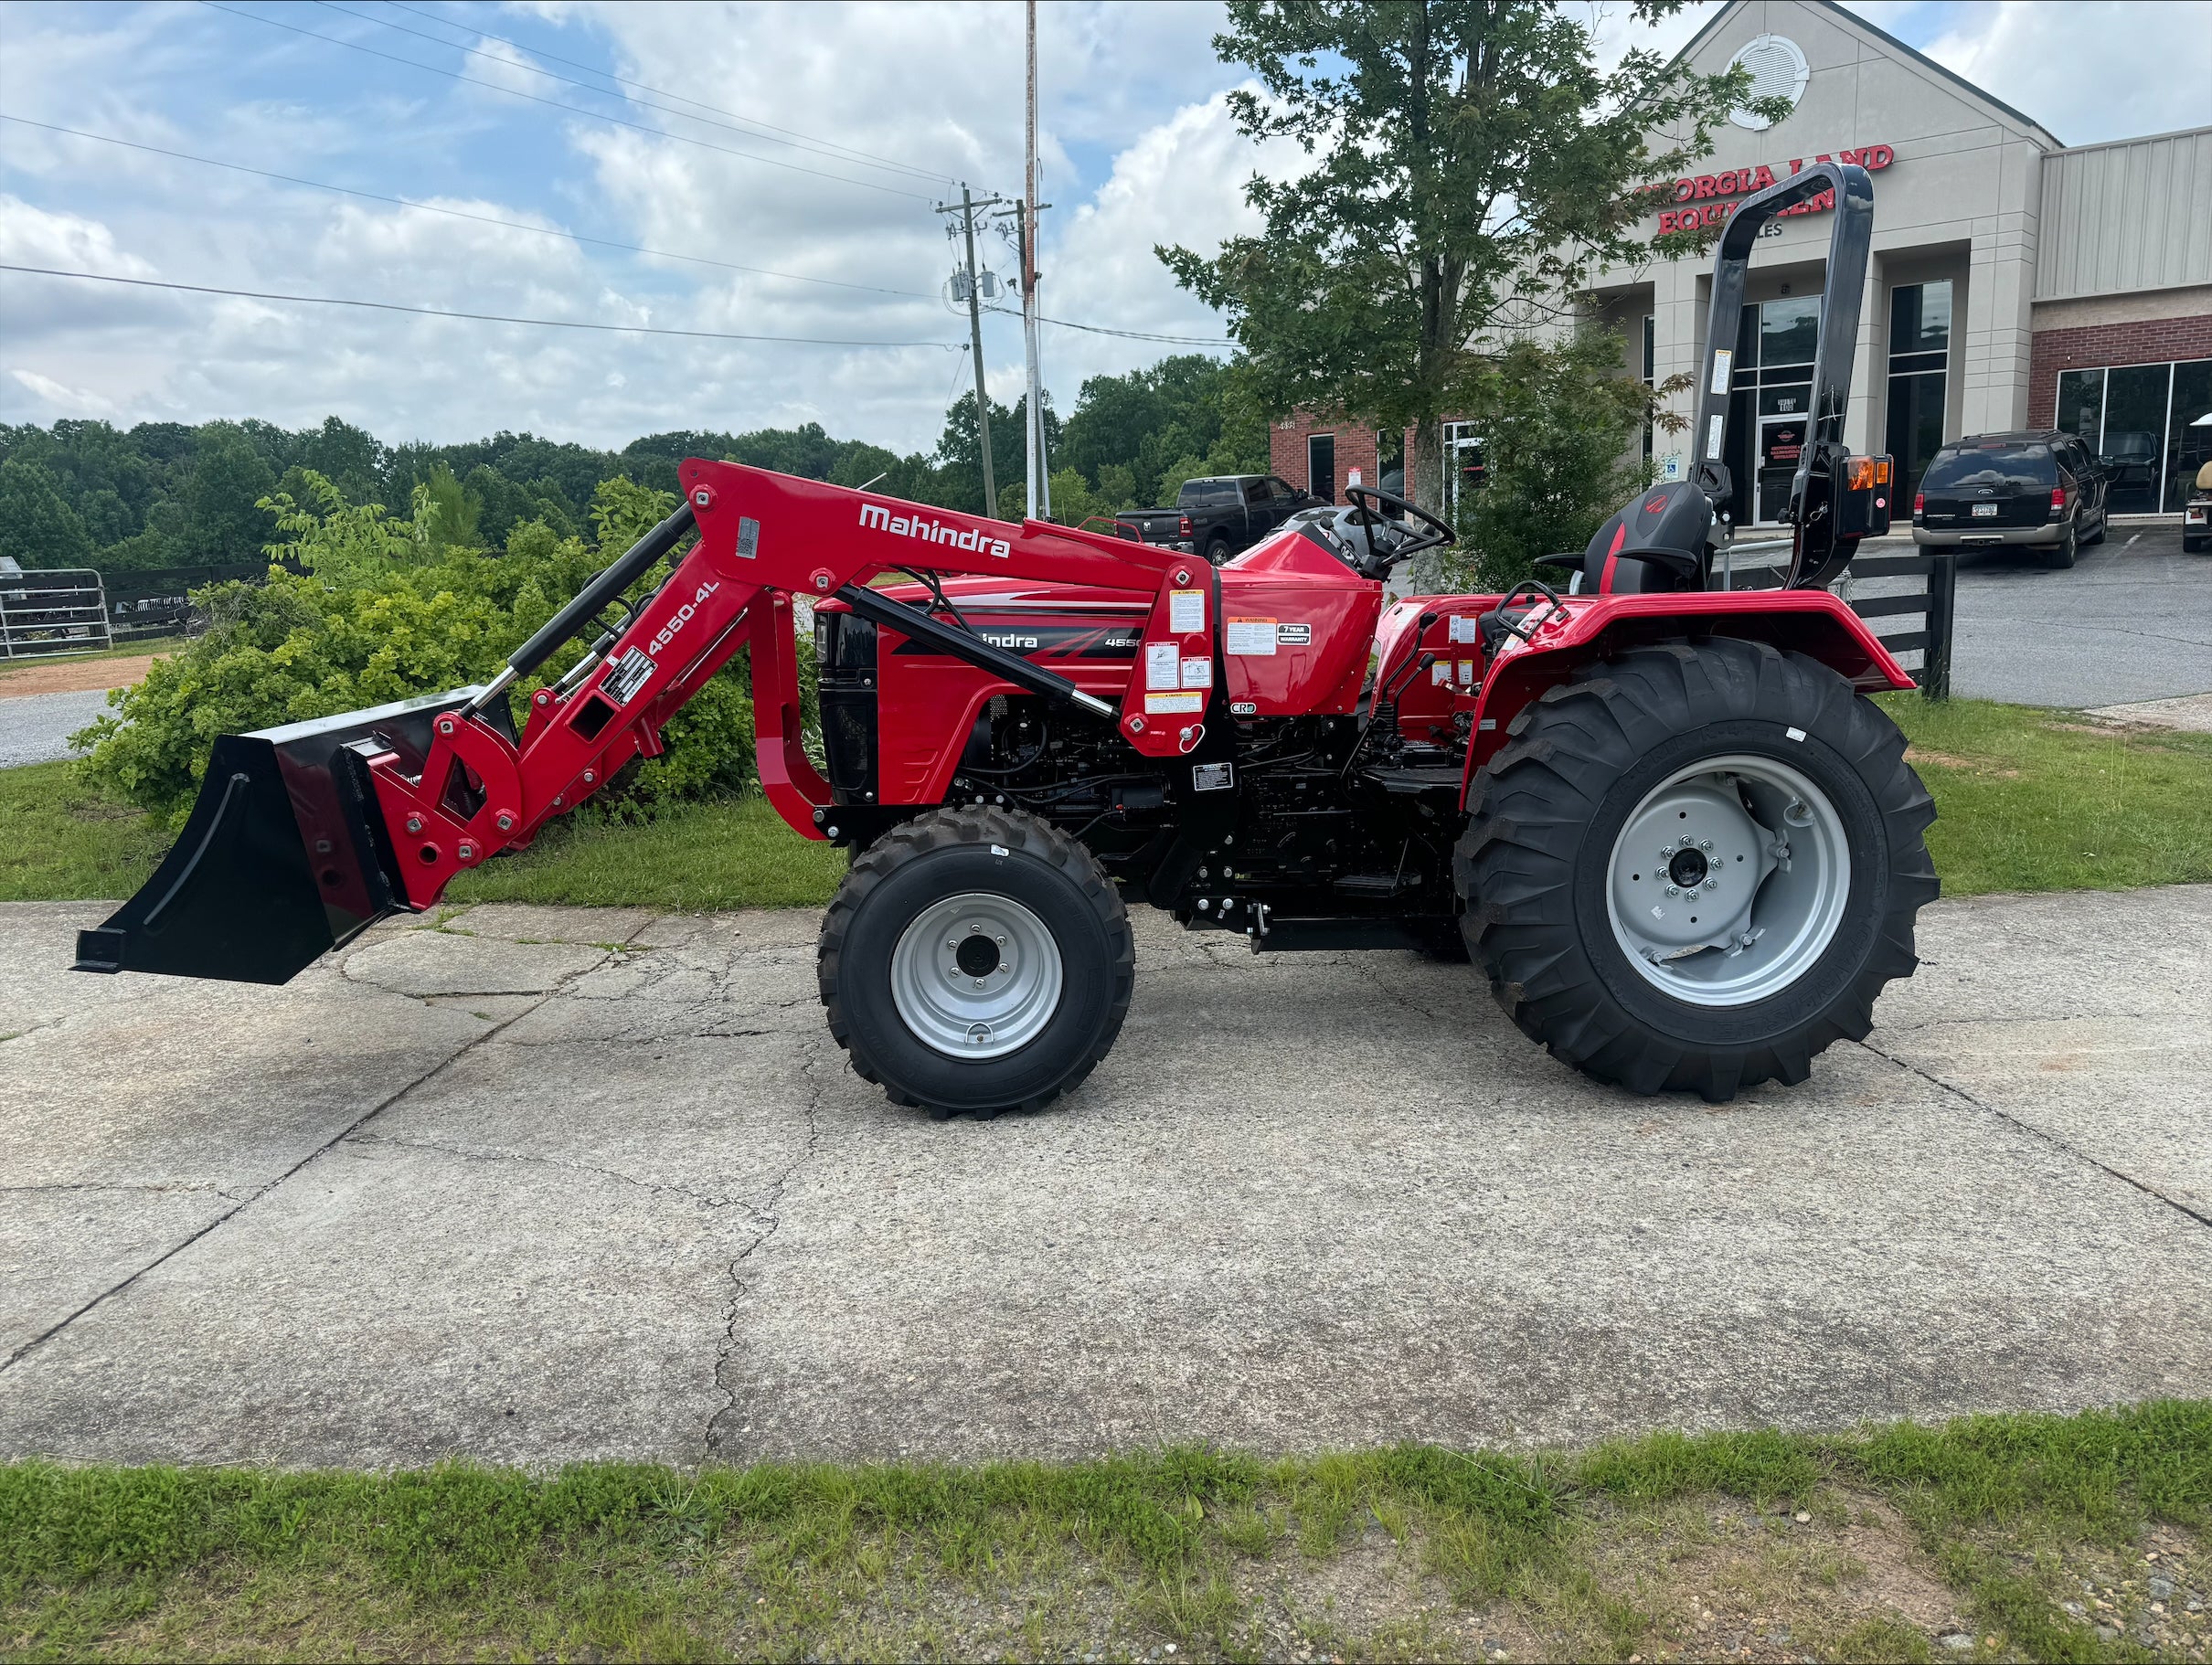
467,502,698,714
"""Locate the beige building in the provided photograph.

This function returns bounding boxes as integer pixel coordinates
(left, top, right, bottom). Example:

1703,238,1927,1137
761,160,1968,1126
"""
1280,1,2212,527
1599,0,2212,525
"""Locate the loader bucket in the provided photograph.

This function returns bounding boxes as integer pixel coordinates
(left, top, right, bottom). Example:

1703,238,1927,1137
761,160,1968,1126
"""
73,686,516,984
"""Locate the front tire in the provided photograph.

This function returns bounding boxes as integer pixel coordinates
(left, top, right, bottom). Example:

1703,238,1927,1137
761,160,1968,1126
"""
818,806,1133,1118
1456,640,1938,1101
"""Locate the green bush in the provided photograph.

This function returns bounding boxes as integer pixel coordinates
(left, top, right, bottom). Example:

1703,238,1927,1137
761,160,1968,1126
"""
71,472,792,826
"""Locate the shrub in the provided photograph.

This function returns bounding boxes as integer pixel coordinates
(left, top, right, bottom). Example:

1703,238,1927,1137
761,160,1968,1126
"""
72,472,798,826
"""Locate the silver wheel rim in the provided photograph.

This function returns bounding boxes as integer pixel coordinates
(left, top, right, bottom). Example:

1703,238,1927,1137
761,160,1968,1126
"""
888,891,1064,1059
1604,752,1851,1007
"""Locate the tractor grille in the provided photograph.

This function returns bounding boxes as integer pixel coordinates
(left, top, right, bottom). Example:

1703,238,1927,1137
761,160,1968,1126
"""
814,611,878,802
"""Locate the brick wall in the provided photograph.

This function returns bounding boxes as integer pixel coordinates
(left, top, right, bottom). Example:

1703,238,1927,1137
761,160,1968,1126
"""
2026,312,2212,430
1269,412,1419,502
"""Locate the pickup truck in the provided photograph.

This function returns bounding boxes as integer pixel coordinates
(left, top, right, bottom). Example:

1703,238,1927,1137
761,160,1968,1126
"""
1112,473,1325,563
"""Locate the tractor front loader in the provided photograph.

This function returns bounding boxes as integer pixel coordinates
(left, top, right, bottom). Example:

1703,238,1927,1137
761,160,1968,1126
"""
79,162,1936,1113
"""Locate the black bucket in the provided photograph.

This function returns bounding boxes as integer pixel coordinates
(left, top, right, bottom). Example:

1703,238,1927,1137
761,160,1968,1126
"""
73,686,516,984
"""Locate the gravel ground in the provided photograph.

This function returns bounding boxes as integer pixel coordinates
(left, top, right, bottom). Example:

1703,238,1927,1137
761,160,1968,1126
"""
0,688,112,767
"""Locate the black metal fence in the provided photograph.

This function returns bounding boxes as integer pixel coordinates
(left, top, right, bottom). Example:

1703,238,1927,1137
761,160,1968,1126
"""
101,562,275,642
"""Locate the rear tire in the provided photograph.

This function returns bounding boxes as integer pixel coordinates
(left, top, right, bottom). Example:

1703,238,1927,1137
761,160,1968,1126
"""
818,805,1133,1118
1205,532,1231,566
1455,639,1938,1101
2037,525,2078,569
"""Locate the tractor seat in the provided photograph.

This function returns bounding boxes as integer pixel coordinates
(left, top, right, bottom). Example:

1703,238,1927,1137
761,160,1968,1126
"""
1576,480,1715,594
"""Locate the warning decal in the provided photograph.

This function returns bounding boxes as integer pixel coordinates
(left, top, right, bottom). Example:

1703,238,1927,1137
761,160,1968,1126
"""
1225,619,1277,655
1168,589,1207,633
1145,691,1204,714
1180,656,1212,689
1145,642,1179,691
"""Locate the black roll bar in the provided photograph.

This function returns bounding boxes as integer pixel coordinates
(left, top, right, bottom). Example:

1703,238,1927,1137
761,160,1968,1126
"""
1689,161,1877,566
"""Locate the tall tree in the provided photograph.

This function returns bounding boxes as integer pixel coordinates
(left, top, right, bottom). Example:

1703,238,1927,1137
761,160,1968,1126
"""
1162,0,1760,525
0,455,94,569
184,422,278,561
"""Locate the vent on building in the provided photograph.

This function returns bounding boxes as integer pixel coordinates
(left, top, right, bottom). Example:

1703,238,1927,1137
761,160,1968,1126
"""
1727,34,1809,131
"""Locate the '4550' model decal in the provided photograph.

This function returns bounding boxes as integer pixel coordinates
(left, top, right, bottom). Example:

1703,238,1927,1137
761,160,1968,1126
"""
651,579,721,656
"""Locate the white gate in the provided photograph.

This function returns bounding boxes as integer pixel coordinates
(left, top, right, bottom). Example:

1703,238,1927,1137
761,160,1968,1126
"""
0,564,113,659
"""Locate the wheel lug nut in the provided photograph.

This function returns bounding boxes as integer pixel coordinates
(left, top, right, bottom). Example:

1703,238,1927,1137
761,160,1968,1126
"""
1699,839,1714,851
1664,884,1680,896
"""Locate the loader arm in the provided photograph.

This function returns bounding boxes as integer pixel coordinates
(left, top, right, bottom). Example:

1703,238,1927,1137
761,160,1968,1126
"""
78,463,1196,982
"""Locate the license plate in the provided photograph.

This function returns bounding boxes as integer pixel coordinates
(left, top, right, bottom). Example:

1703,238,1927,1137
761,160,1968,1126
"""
1972,503,1999,517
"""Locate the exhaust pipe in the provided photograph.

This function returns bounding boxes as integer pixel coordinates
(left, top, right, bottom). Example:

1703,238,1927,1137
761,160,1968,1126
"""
74,686,516,984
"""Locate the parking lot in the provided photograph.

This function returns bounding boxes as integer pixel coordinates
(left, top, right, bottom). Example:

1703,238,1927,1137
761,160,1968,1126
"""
4,887,2207,1470
1942,520,2212,709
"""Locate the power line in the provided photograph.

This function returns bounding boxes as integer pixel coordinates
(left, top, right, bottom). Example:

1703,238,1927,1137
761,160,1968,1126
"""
198,1,939,202
0,116,935,302
0,264,959,348
315,1,951,188
378,0,952,186
985,304,1234,348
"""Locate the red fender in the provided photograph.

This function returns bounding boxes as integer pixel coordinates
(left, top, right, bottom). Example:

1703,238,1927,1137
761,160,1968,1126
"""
1460,589,1916,806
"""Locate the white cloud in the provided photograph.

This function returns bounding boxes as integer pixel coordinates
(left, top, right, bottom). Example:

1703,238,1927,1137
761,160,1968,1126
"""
0,195,157,278
8,367,116,416
0,0,2187,456
1843,1,2211,145
1042,87,1304,387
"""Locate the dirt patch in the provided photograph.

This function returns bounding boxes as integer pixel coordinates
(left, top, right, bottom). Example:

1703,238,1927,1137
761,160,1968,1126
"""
2039,1522,2210,1657
1566,1490,1965,1664
1902,747,2022,779
0,652,163,698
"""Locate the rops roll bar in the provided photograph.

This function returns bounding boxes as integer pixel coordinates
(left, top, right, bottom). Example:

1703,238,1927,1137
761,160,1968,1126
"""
1687,161,1877,589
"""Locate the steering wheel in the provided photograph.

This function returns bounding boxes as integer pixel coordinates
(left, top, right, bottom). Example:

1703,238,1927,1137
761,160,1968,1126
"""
1342,485,1455,578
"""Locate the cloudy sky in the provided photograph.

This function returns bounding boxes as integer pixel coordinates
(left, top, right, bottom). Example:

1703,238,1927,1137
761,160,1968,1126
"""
1,0,2204,457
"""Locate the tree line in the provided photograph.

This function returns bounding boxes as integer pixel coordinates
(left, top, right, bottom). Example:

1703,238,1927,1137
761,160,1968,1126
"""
0,353,1266,575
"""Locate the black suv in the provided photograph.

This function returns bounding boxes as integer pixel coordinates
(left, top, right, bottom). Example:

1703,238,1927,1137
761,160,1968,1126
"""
1912,430,2109,568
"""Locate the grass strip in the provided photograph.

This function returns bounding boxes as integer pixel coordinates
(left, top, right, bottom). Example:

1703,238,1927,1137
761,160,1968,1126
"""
5,698,2211,912
3,1402,2206,1660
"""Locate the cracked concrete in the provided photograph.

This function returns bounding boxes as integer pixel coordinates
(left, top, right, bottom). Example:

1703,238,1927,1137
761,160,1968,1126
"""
1,886,2207,1469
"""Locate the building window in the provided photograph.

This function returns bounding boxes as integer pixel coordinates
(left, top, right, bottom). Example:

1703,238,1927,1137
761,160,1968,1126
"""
2056,358,2212,514
1442,421,1484,521
1884,280,1951,508
1641,314,1656,461
1728,294,1824,523
1306,431,1335,503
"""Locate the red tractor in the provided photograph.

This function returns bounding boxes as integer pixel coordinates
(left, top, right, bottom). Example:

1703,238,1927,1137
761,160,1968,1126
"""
78,164,1934,1114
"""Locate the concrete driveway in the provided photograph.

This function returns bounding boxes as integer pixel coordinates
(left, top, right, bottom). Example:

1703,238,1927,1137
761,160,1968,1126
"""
2,889,2207,1471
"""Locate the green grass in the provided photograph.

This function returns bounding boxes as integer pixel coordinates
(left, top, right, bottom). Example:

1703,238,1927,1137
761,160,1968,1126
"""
444,796,848,912
0,760,173,905
5,697,2211,914
0,639,177,677
4,1402,2206,1660
1880,695,2212,898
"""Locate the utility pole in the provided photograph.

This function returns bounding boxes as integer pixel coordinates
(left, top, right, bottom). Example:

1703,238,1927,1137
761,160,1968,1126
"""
937,183,1001,514
1024,0,1048,521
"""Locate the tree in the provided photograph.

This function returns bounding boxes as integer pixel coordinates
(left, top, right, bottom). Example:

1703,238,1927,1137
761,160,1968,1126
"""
1162,1,1760,534
1058,355,1268,506
184,422,278,560
1449,328,1671,590
934,391,1060,517
0,455,94,568
296,416,385,506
